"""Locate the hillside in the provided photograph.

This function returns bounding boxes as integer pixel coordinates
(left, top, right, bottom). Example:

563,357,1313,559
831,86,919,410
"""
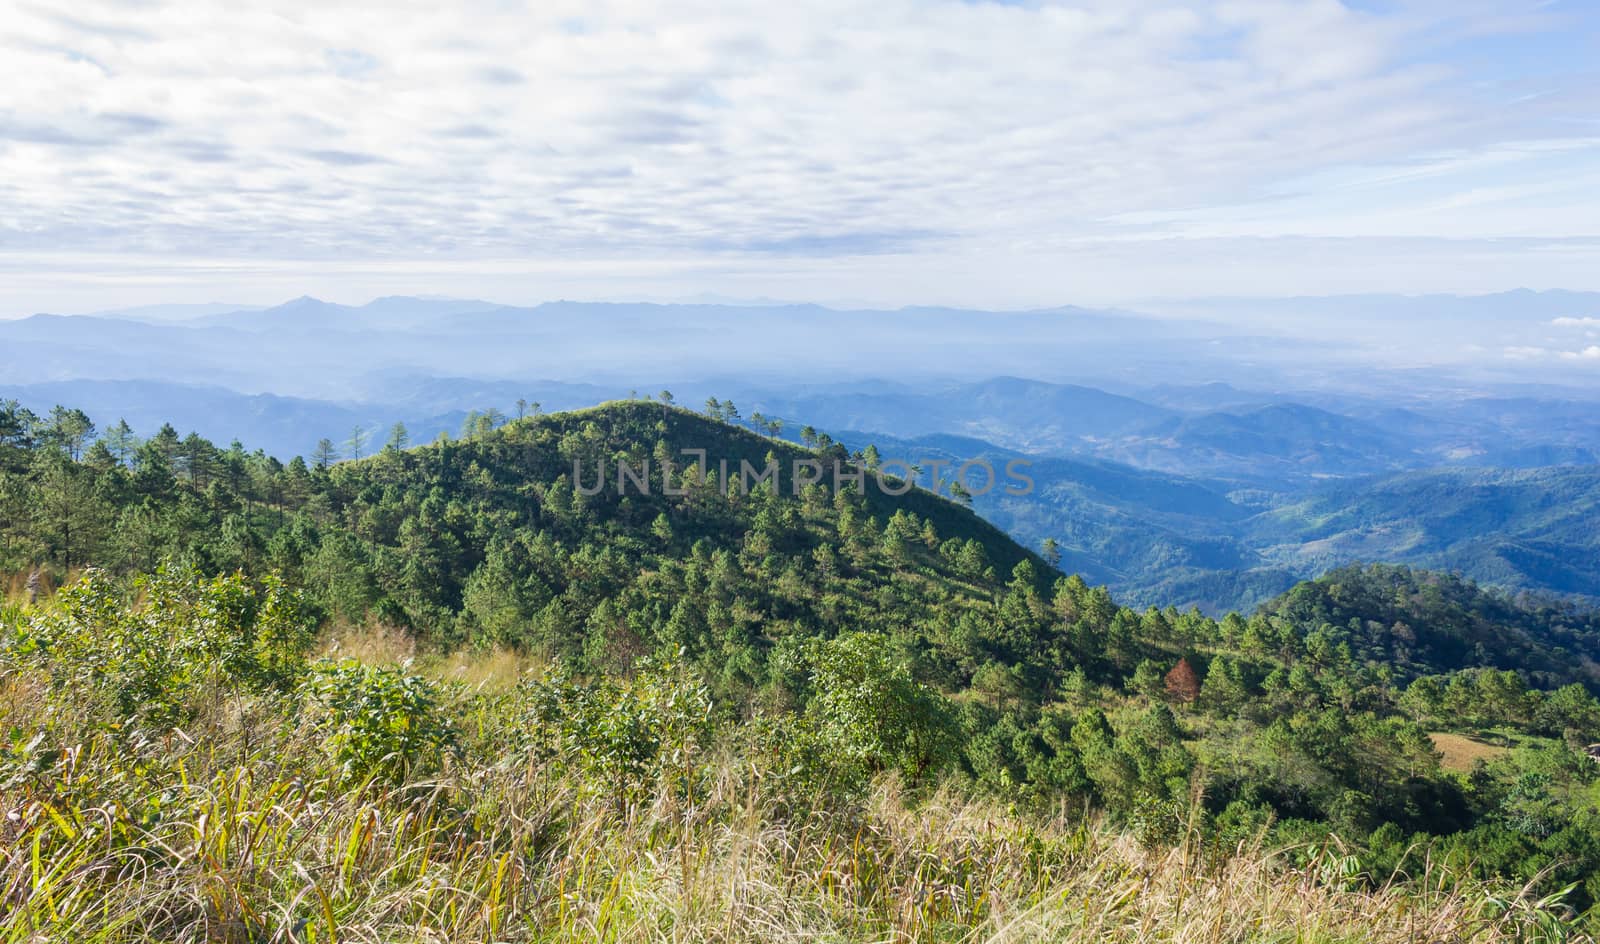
1253,467,1600,600
4,571,1583,942
4,395,1600,936
8,353,1600,613
1261,563,1600,689
0,399,1045,681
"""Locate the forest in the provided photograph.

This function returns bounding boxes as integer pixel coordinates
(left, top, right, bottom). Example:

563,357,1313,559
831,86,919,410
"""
3,395,1599,941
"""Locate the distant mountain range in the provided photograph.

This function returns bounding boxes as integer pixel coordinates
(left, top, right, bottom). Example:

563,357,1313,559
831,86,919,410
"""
3,293,1598,612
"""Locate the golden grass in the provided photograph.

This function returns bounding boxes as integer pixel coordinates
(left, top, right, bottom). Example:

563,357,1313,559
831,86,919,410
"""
1430,732,1514,773
420,644,540,690
318,624,540,690
1,662,1589,944
316,619,419,665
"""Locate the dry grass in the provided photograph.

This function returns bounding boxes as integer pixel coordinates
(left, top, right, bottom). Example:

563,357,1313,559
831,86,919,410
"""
1431,732,1514,773
0,568,70,606
318,624,539,690
1,664,1588,944
316,620,419,666
420,644,540,691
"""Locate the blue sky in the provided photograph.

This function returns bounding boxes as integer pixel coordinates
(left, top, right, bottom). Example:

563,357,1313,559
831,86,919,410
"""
1,0,1597,315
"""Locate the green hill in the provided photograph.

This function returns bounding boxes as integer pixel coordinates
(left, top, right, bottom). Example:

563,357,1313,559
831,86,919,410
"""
1259,562,1600,689
1252,466,1600,600
4,396,1600,935
1,399,1046,690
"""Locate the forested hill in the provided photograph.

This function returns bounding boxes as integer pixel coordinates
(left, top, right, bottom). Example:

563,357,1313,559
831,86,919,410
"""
6,395,1600,924
1261,563,1600,689
1,398,1047,682
4,396,1599,691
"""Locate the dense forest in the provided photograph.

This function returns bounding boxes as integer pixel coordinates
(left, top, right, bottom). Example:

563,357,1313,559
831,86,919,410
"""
3,395,1600,939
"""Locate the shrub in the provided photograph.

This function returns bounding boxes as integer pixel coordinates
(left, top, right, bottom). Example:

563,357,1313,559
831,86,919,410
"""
5,565,315,727
516,662,712,804
301,658,455,783
804,631,959,784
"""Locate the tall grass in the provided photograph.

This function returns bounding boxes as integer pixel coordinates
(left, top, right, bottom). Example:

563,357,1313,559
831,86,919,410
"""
1,656,1587,944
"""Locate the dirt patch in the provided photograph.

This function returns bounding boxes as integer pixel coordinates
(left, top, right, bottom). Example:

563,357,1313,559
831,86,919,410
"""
1430,732,1511,773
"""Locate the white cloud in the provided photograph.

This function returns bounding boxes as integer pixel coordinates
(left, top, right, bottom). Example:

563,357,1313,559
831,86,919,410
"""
0,0,1597,308
1559,345,1600,360
1503,346,1550,360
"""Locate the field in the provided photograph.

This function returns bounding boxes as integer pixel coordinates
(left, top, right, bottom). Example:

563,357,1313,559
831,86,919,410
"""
1431,731,1516,773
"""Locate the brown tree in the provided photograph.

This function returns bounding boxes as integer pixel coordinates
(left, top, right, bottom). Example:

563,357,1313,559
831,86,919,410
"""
1164,657,1201,704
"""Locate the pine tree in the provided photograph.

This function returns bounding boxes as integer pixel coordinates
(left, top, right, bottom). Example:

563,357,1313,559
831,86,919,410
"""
346,425,369,460
1164,657,1201,704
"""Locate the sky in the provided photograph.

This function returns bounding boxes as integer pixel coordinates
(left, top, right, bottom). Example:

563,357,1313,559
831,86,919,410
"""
2,0,1599,316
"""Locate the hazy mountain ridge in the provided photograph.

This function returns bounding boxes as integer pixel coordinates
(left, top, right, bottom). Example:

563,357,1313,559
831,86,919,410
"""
4,293,1598,611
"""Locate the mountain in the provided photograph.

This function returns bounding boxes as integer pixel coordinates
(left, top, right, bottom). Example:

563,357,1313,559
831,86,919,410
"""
7,397,1600,934
0,295,1317,395
0,400,1045,649
197,295,506,332
83,302,264,323
826,427,1294,611
1251,466,1600,600
1104,403,1423,483
1261,562,1600,688
8,369,1600,611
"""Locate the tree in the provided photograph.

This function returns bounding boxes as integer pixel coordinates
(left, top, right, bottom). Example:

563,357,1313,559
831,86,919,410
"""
651,512,674,545
1164,658,1201,704
1041,538,1062,570
385,422,410,453
103,419,139,463
0,400,38,474
31,449,107,570
1127,659,1166,699
312,438,338,469
806,632,957,782
704,396,721,418
346,426,369,460
39,406,96,461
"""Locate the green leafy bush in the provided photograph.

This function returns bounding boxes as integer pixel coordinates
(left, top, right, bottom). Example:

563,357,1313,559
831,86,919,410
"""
301,658,456,783
5,565,314,727
516,662,712,803
803,631,959,784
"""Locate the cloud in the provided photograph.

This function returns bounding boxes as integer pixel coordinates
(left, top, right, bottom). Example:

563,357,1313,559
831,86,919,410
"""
0,0,1597,307
1559,345,1600,360
1553,317,1600,327
1503,346,1550,360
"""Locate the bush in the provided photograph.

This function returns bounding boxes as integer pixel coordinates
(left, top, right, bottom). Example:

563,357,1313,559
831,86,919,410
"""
804,631,959,784
515,662,712,805
301,659,455,784
5,566,315,727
